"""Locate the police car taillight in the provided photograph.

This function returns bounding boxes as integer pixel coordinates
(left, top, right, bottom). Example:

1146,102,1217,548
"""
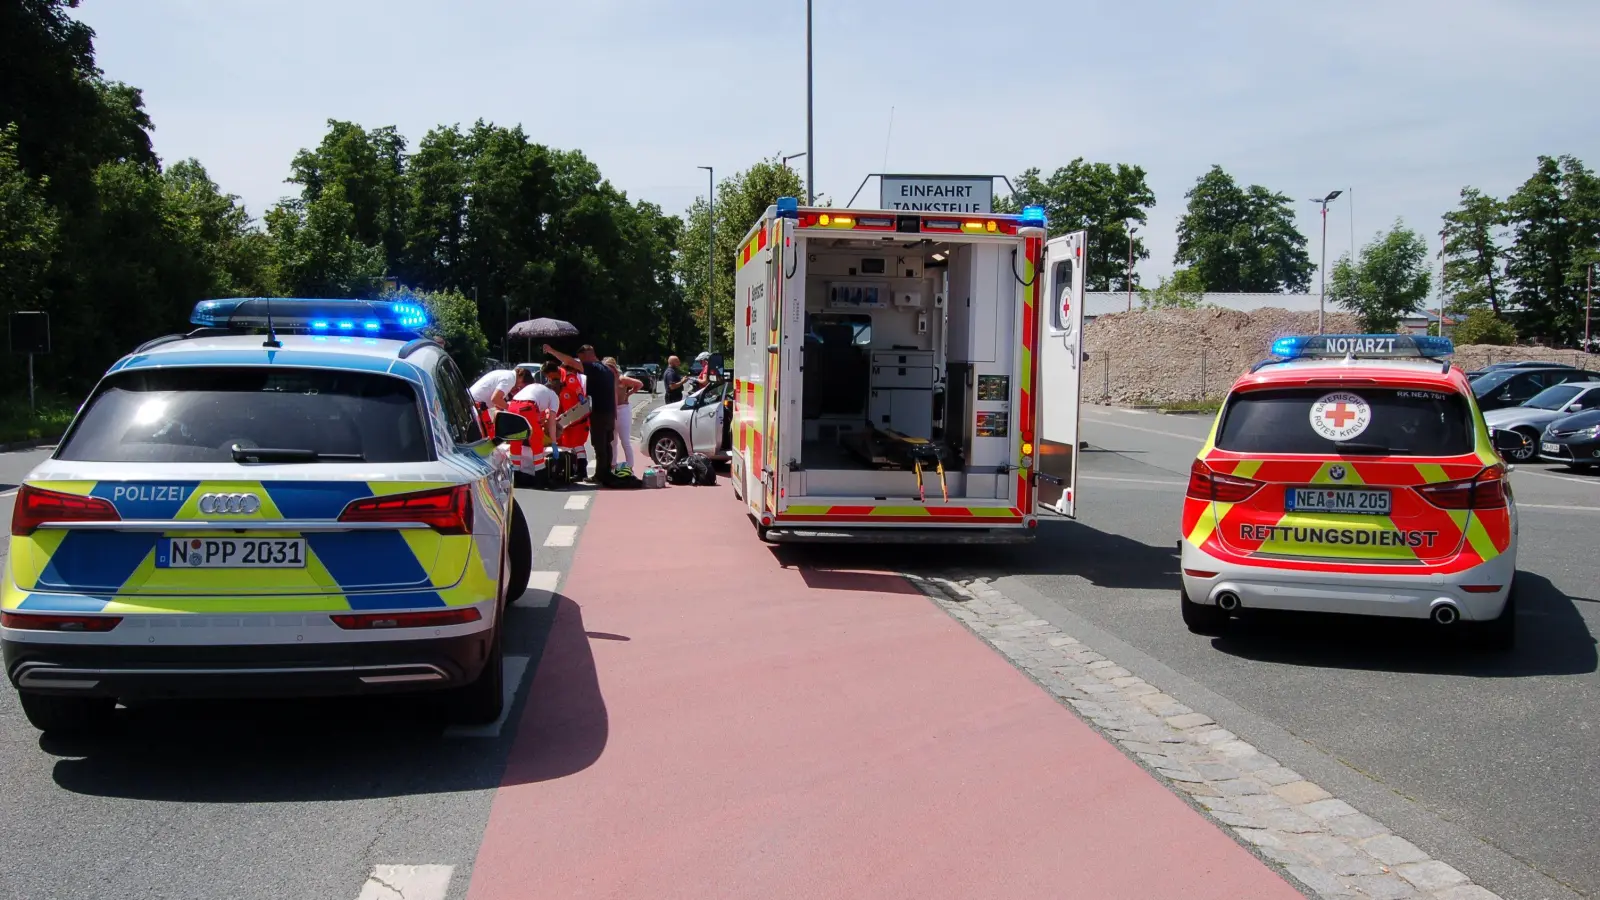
1186,459,1262,503
1,611,123,632
10,485,121,537
330,607,481,630
337,485,473,534
1416,466,1508,510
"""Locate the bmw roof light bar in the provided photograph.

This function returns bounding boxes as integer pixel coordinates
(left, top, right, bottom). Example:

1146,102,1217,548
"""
1271,334,1454,361
189,297,430,338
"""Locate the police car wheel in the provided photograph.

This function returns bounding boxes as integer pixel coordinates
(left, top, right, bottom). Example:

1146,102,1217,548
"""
19,692,115,735
507,502,533,605
1180,588,1229,636
448,622,505,725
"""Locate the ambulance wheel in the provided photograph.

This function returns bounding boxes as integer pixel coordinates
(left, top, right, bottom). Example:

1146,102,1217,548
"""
1181,588,1228,636
19,692,115,735
506,502,532,606
1473,586,1516,653
448,621,504,725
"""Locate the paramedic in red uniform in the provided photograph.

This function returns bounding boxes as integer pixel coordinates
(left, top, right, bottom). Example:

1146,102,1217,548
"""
549,356,591,469
545,343,617,485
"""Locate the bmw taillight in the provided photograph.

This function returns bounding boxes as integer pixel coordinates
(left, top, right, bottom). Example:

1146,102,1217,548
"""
337,484,473,534
1417,466,1508,510
10,485,121,537
1186,459,1262,503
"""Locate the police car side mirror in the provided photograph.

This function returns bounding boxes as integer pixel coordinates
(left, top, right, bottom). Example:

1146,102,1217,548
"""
494,411,532,442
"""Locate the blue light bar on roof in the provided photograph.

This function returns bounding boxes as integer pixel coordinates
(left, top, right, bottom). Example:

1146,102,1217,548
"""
1020,205,1047,227
189,297,430,336
1271,334,1453,360
775,196,799,219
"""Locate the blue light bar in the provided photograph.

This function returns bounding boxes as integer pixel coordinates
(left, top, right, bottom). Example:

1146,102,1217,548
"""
776,196,799,219
1271,334,1454,360
1020,205,1047,227
188,298,430,337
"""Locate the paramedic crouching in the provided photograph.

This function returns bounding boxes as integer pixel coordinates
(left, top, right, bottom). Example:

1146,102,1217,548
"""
544,342,618,485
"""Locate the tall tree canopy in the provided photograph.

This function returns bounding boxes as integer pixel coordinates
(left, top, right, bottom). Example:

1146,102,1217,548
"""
1504,155,1600,344
1439,187,1507,316
1174,165,1313,293
1328,221,1432,333
997,160,1156,291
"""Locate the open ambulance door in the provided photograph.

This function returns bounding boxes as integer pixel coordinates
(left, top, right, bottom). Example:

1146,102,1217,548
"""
1035,231,1087,517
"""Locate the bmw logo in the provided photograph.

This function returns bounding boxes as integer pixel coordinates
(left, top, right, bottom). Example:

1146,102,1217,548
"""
1329,465,1346,482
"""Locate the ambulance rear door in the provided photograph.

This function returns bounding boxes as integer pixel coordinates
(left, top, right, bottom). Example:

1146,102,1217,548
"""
766,215,803,516
1035,231,1087,517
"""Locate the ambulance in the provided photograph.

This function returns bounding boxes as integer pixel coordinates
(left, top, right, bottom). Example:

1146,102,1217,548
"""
729,197,1088,543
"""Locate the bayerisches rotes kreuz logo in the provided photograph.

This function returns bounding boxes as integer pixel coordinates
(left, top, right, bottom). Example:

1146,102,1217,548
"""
1309,391,1372,442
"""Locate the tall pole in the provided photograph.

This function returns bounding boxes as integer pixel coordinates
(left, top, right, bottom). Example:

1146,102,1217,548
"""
1587,262,1594,353
1319,203,1328,335
805,0,815,204
1125,225,1137,312
700,166,715,353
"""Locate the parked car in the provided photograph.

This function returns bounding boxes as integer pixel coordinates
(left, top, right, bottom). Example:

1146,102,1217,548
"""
1465,360,1589,381
1538,408,1600,470
1470,365,1599,411
1484,382,1600,462
623,366,655,393
640,380,731,466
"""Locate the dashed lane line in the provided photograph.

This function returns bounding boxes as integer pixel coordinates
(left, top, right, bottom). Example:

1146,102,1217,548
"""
1519,502,1600,514
564,494,590,510
1083,417,1208,443
514,570,560,609
443,655,530,739
354,864,453,900
1514,468,1600,488
544,524,578,547
1079,474,1188,487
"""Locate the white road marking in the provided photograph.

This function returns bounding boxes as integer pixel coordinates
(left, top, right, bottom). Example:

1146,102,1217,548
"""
0,489,15,498
1519,502,1600,514
1515,468,1600,488
354,864,453,900
1083,418,1207,443
564,494,590,510
514,570,560,608
443,655,530,739
544,524,578,547
1079,474,1187,487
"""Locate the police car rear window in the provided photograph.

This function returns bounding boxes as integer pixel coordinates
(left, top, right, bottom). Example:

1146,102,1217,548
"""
1215,387,1474,456
58,368,431,464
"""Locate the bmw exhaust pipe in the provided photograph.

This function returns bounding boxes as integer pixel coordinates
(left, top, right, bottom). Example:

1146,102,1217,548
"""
1215,591,1241,612
1431,603,1460,626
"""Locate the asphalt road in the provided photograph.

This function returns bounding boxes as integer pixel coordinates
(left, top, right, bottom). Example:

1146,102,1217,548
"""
971,406,1599,900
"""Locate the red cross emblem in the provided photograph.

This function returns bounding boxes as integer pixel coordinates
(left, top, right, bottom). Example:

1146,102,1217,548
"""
1324,403,1357,428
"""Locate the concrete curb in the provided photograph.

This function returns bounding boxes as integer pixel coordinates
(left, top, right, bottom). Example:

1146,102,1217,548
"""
0,436,60,453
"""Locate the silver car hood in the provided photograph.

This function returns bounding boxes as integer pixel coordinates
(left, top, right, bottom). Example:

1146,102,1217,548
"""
1483,407,1563,430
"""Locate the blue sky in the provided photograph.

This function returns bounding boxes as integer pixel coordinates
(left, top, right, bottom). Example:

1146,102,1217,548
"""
76,0,1600,290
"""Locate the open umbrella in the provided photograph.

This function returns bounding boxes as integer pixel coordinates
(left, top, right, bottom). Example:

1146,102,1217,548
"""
508,317,579,340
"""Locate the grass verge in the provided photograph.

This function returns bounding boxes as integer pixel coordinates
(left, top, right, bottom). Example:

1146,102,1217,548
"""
0,393,76,445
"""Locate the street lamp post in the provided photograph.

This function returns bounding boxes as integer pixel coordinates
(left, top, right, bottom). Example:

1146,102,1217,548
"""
1587,261,1594,353
782,151,807,170
1309,190,1344,334
699,165,715,354
1125,224,1138,312
805,0,814,204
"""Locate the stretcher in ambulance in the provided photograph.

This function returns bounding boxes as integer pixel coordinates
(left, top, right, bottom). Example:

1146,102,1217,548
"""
729,198,1088,543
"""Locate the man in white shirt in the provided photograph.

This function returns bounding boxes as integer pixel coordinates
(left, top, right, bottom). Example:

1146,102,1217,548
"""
510,362,561,447
469,368,516,410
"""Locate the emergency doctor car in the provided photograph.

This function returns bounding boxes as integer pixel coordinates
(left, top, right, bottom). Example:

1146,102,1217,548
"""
1,298,535,734
1180,335,1520,649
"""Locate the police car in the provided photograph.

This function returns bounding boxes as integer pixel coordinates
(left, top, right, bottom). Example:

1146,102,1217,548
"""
2,298,535,733
1180,335,1521,649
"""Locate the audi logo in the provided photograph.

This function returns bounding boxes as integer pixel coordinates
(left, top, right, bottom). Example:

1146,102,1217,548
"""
198,492,262,515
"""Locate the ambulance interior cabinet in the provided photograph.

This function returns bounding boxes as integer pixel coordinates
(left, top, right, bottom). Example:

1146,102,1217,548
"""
868,350,935,439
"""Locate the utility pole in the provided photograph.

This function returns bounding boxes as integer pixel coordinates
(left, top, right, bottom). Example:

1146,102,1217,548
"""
1587,262,1594,353
805,0,815,204
699,165,715,354
1125,224,1138,312
1310,190,1343,334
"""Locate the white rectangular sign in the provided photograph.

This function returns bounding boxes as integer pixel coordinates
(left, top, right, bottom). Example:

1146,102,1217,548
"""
880,175,993,214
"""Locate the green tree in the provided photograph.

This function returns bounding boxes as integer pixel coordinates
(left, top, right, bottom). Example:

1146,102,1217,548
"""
162,159,272,297
1174,165,1313,293
1505,155,1600,344
1328,221,1432,332
1440,187,1507,315
673,158,804,353
0,125,59,315
1139,267,1205,309
288,121,411,278
384,285,489,375
265,184,385,298
1453,308,1518,345
996,160,1156,290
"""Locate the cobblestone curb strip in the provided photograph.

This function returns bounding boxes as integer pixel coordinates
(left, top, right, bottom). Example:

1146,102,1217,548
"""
907,573,1503,900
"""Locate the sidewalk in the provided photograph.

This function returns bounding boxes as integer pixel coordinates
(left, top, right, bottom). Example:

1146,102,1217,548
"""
467,484,1303,899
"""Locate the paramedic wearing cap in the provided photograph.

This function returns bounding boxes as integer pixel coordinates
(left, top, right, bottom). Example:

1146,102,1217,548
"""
545,343,618,485
469,366,517,437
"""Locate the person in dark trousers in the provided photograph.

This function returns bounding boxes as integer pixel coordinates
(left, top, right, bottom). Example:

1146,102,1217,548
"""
662,355,684,404
545,342,617,484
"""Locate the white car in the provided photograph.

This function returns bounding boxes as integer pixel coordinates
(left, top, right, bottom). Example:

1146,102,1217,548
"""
641,381,731,466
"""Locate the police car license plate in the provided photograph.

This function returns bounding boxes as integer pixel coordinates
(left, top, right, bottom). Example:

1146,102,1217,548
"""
1541,442,1562,454
159,538,307,568
1287,488,1390,516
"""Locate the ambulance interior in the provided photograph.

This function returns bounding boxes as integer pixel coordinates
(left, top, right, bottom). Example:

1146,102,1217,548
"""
794,236,1023,501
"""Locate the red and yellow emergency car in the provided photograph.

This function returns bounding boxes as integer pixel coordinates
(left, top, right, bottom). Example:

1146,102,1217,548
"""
1180,335,1520,649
